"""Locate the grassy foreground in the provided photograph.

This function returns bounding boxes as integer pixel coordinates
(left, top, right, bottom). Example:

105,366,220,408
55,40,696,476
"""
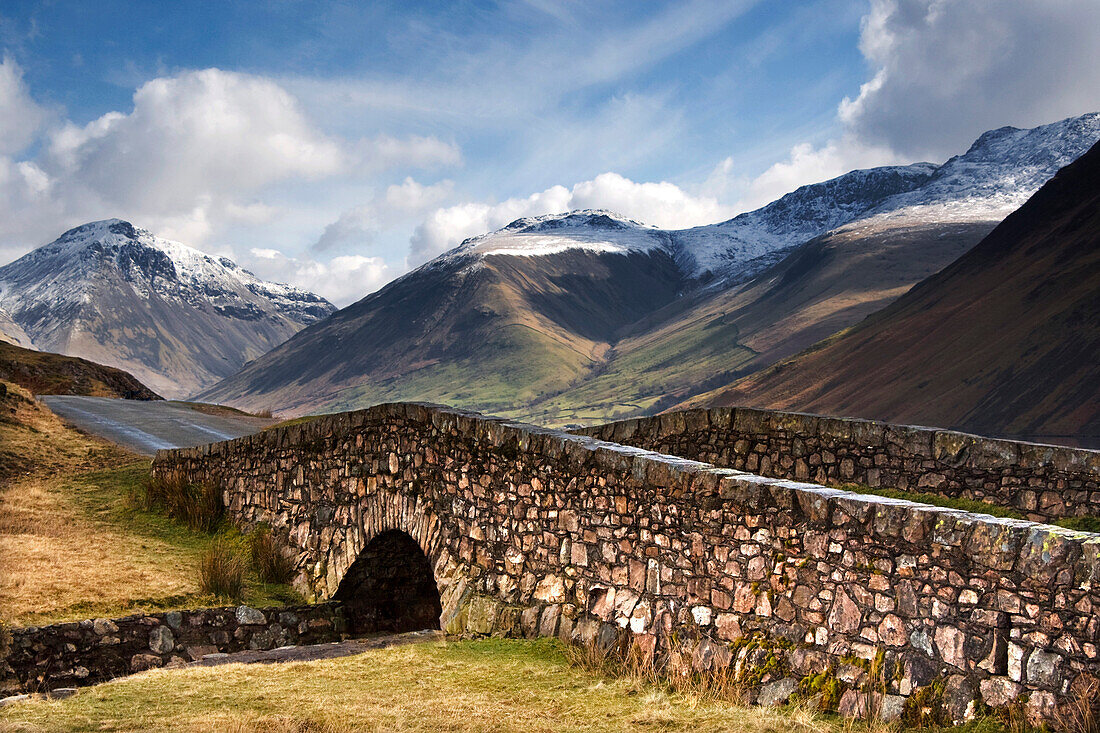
1,638,861,733
0,382,295,627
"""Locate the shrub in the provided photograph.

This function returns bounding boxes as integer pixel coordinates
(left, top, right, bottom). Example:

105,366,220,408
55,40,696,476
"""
254,408,274,419
249,525,296,584
144,473,224,532
198,539,247,600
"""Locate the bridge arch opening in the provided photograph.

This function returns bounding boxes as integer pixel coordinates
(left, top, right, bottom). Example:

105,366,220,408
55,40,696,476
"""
334,529,442,634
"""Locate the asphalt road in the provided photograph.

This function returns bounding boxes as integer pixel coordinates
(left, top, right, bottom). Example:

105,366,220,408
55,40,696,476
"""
40,395,273,455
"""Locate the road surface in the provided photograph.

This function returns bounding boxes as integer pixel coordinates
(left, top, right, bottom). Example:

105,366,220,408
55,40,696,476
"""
41,395,274,455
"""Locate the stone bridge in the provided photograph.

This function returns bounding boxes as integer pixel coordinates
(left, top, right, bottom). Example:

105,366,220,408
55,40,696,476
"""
153,403,1100,724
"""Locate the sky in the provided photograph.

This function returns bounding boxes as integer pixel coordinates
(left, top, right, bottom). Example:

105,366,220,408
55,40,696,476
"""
0,0,1097,306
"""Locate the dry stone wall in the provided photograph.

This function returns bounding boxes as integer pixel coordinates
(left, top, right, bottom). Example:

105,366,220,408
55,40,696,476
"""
1,603,344,694
576,407,1100,523
152,403,1100,725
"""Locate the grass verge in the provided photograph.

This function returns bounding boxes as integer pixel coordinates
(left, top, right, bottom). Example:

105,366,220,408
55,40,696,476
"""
0,638,851,733
0,385,299,626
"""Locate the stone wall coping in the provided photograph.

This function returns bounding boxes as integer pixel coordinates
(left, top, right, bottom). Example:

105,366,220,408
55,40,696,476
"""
156,401,1100,588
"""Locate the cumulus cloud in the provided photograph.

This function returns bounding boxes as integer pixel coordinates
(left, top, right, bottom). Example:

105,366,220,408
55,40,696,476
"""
839,0,1100,159
0,55,49,155
245,248,392,307
314,177,455,252
407,172,734,266
0,66,460,257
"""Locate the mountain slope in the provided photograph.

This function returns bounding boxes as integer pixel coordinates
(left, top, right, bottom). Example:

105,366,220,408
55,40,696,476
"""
0,340,160,400
701,140,1100,443
0,305,33,349
508,219,995,425
199,212,689,414
201,113,1100,422
0,220,335,398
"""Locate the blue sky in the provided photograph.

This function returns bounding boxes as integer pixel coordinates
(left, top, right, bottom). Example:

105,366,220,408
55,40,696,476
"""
0,0,1097,304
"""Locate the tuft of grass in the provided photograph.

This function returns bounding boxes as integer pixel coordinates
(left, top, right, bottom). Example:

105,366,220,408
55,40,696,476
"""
249,525,296,585
198,539,247,601
1054,516,1100,534
0,616,10,662
1056,676,1100,733
141,473,224,533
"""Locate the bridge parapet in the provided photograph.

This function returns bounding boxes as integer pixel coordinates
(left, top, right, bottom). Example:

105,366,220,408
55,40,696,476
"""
576,407,1100,523
153,402,1100,724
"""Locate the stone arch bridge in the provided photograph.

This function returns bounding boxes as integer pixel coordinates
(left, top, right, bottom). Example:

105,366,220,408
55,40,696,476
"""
154,403,1100,723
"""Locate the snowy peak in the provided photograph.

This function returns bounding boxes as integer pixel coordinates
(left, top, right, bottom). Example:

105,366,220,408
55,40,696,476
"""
3,219,334,325
0,220,337,397
887,112,1100,212
447,209,671,261
671,163,938,276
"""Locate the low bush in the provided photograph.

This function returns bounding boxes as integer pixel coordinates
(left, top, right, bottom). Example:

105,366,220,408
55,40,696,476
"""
198,539,247,600
249,525,296,584
142,473,223,532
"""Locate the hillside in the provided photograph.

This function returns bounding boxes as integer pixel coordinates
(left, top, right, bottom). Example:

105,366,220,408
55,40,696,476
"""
508,219,994,425
0,306,33,349
0,220,335,398
0,340,160,400
701,140,1100,444
199,213,691,415
199,114,1100,423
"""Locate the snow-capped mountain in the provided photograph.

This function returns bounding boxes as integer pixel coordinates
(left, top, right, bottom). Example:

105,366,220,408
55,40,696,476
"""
446,211,672,261
198,112,1100,421
0,220,335,398
425,113,1100,287
675,112,1100,279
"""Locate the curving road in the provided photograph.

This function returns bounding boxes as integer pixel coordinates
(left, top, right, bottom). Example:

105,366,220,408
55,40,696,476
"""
41,396,274,455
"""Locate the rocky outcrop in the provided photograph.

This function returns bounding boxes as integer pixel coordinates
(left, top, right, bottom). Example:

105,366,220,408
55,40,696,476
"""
153,402,1100,725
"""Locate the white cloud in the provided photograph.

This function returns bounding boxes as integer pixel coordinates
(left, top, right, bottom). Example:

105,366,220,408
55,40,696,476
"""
737,138,902,211
245,247,392,307
45,68,345,217
407,172,734,266
839,0,1100,159
314,177,455,252
0,54,49,155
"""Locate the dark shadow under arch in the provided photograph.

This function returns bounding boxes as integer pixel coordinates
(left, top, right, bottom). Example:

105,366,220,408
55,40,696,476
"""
333,530,443,634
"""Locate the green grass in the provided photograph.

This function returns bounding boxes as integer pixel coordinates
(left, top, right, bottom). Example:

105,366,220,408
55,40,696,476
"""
325,325,600,418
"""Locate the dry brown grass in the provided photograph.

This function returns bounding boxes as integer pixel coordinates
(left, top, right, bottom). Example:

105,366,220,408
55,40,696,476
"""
0,382,296,626
0,638,872,733
140,473,224,533
198,539,247,600
248,525,296,584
